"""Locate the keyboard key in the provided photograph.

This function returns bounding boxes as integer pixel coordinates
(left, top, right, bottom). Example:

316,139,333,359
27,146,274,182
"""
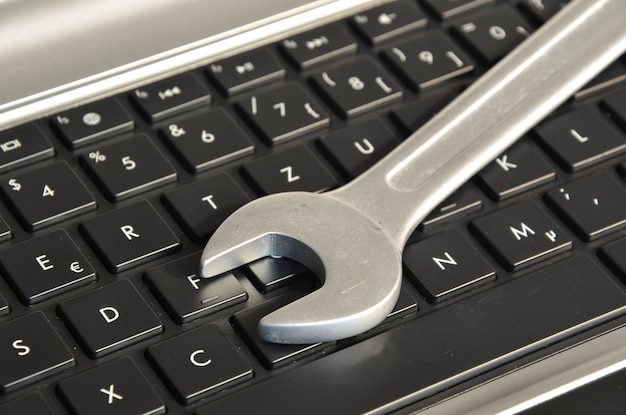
391,89,455,134
382,30,474,92
404,230,495,302
0,124,54,173
471,200,572,270
311,56,403,118
420,0,494,20
57,279,163,358
144,253,247,324
146,325,253,404
574,61,626,100
0,230,96,305
519,0,570,24
81,134,177,201
236,82,330,144
535,107,626,172
246,256,313,293
80,201,180,272
160,108,254,173
51,99,134,148
198,256,626,414
207,48,285,95
0,312,75,393
131,73,211,121
453,5,532,63
477,140,556,200
57,357,165,415
319,118,400,179
599,238,626,284
545,171,626,241
163,173,251,242
0,161,96,231
242,146,337,195
232,294,333,369
350,1,428,45
0,393,54,414
0,214,11,243
0,292,8,315
420,185,482,230
601,89,626,131
279,24,357,69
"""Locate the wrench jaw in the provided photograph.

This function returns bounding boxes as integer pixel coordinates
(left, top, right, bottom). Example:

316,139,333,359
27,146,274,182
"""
199,192,404,344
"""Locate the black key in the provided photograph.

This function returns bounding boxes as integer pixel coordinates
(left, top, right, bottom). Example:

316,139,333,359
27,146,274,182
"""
0,161,96,231
382,30,474,92
237,82,330,144
232,294,333,369
350,1,428,45
207,48,285,95
280,24,357,69
80,200,180,272
599,238,626,284
57,279,163,358
160,108,254,173
453,5,532,64
51,99,134,148
535,108,626,172
198,256,626,414
319,118,400,179
601,89,626,131
0,214,11,243
477,140,556,200
246,256,313,293
0,292,8,316
0,124,54,173
311,56,403,118
391,89,455,134
163,173,250,242
574,61,626,101
404,230,495,302
420,185,482,230
471,200,572,270
131,73,211,121
0,230,96,305
0,312,74,393
146,325,253,404
0,393,54,414
420,0,494,20
242,146,337,195
545,171,626,241
144,253,247,324
57,357,165,415
519,0,569,24
81,134,177,201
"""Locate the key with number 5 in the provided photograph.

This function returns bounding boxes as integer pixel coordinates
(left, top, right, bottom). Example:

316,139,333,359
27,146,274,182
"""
81,134,177,201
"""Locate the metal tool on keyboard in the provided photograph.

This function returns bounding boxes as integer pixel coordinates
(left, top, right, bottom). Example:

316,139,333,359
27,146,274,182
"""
201,0,626,344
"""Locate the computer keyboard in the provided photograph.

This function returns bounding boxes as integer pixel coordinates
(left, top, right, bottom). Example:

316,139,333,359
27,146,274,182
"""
1,0,626,414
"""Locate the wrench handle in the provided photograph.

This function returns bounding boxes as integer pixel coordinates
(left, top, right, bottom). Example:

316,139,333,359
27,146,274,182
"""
333,0,626,249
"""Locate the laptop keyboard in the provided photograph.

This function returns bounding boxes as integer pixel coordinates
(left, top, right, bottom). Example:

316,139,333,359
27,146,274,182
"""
1,0,626,413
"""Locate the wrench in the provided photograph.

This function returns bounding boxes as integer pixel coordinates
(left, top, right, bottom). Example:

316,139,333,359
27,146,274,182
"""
201,0,626,344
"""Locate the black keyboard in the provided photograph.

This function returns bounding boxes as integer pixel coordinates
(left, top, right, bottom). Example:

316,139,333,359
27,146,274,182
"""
2,0,626,414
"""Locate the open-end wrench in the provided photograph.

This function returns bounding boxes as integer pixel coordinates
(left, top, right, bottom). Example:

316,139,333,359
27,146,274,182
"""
201,0,626,344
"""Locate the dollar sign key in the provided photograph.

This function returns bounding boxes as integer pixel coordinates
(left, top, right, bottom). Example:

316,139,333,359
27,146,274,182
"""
8,179,21,191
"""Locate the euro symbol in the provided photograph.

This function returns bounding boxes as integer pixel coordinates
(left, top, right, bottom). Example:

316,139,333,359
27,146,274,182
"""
70,261,84,273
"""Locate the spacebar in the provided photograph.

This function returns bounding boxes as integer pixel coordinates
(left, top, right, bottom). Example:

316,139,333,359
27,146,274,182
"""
199,256,626,414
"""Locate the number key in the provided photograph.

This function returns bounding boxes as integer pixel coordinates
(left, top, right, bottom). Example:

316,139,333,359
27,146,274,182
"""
0,162,96,231
311,56,403,118
81,135,177,201
236,82,330,144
